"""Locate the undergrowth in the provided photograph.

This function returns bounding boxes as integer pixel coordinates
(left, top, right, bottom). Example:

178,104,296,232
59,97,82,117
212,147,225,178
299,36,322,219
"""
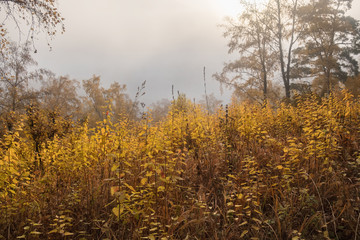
1,91,360,239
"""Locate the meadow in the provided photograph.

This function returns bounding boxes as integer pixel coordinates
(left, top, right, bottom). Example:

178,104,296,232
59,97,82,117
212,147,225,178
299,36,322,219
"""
1,91,360,239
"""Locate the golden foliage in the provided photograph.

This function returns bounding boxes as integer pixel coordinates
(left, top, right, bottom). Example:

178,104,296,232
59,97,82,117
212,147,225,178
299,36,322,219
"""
1,90,360,239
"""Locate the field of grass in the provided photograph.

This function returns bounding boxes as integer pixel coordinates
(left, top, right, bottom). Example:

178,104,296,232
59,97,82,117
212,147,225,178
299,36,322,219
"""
1,91,360,239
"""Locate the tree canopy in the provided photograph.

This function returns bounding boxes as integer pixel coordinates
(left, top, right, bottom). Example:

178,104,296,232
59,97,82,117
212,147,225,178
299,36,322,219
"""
0,0,64,47
216,0,360,101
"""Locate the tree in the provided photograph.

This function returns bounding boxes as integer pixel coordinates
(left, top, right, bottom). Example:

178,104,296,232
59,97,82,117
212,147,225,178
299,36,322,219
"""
217,0,359,100
214,1,277,104
150,98,171,123
0,41,45,113
231,80,282,105
199,93,222,114
39,74,82,118
344,75,360,96
82,75,133,126
0,0,64,46
267,0,305,99
296,0,360,95
170,93,192,113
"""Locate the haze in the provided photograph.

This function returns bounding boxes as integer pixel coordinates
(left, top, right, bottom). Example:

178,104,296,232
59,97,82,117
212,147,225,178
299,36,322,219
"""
10,0,360,105
27,0,244,105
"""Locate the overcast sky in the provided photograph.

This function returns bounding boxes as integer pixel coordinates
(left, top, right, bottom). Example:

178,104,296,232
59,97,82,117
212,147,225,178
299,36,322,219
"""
5,0,360,105
28,0,242,105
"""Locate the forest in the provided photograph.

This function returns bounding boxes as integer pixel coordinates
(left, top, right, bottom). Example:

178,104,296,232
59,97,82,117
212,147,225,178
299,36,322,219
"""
1,0,360,239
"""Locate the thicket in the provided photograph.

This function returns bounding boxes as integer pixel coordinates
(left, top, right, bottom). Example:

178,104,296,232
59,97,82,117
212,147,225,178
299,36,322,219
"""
1,91,360,240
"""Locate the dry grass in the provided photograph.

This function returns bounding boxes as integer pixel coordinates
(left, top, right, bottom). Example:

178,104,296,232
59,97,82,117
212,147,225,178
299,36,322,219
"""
1,90,360,239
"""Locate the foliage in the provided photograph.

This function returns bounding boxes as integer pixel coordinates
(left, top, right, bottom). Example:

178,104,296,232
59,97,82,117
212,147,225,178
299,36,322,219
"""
214,0,277,103
0,91,360,239
0,0,65,46
217,0,360,100
82,75,135,127
296,0,360,96
39,75,82,118
150,98,171,123
0,41,46,113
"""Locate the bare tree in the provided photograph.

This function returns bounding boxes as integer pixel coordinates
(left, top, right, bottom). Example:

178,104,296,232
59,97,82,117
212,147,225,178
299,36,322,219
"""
267,0,304,99
0,41,46,112
0,0,64,46
214,1,277,104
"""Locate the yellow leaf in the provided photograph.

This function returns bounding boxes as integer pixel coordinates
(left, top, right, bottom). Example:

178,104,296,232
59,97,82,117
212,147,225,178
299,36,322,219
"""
239,221,248,226
112,206,123,217
111,164,118,172
124,183,136,192
252,217,262,224
141,178,147,185
251,225,260,231
111,186,119,196
228,174,236,179
276,165,283,170
240,230,248,238
48,229,58,234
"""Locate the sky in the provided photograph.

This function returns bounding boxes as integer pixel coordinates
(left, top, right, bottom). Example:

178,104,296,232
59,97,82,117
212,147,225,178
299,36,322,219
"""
4,0,360,105
29,0,242,105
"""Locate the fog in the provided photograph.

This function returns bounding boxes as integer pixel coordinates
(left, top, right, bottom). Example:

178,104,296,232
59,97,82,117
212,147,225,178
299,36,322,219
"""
28,0,241,105
5,0,360,105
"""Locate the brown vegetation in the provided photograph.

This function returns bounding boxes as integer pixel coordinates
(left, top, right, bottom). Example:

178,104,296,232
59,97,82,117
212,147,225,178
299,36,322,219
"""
1,91,360,239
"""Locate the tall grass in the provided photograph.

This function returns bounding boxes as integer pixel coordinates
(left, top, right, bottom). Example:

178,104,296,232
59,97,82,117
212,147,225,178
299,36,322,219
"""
1,90,360,239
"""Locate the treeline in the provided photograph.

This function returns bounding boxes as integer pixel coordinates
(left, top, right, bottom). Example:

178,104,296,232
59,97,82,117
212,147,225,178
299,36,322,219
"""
215,0,360,104
0,41,168,136
0,42,225,139
1,0,360,134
